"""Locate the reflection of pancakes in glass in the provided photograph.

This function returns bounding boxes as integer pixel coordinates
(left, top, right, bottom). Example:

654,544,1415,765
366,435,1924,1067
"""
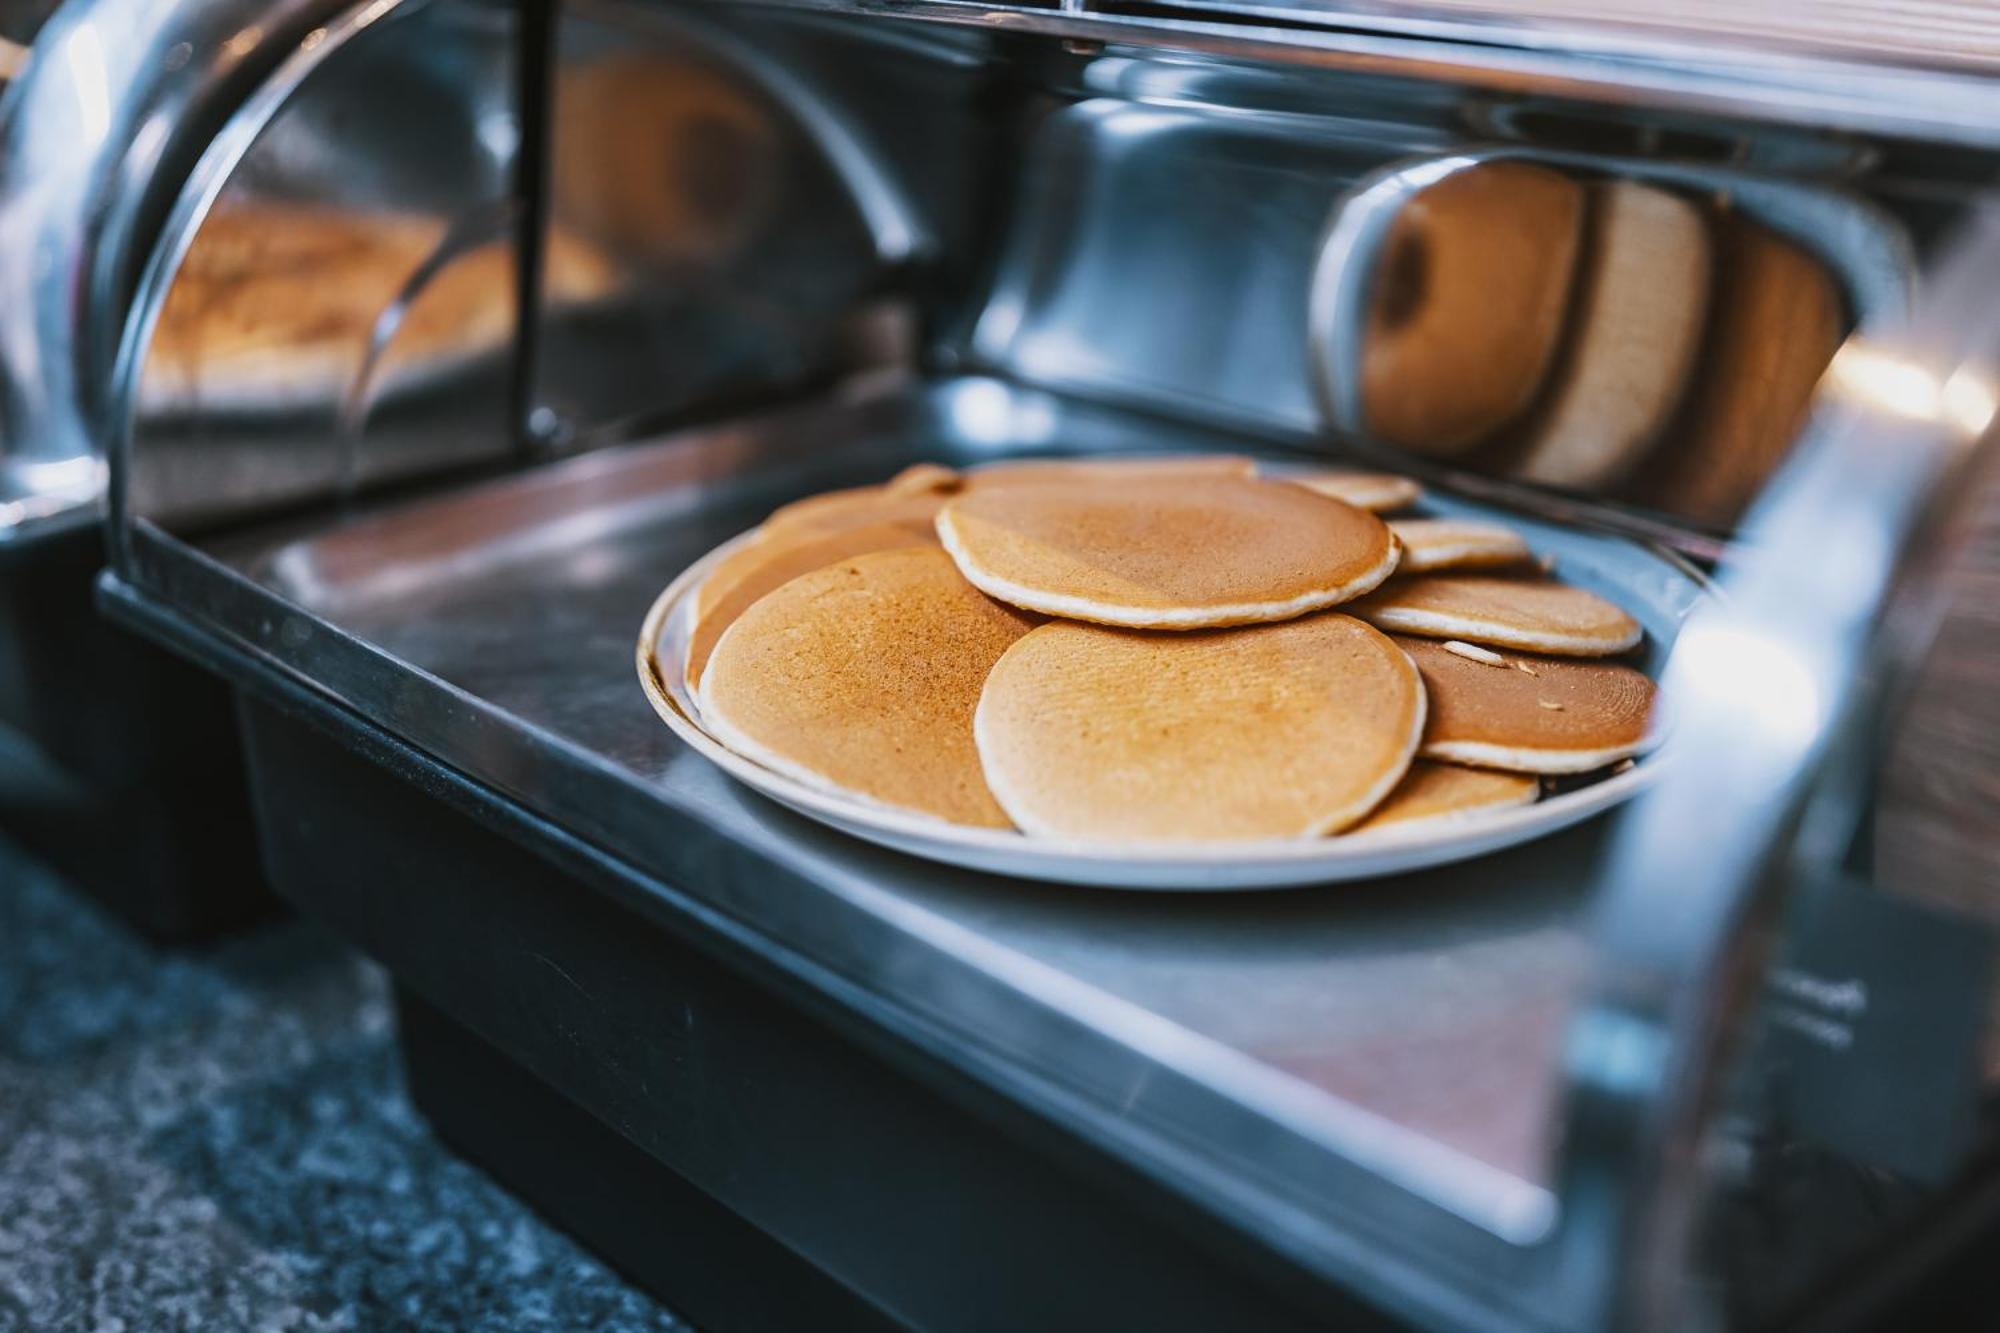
141,203,612,412
552,57,781,268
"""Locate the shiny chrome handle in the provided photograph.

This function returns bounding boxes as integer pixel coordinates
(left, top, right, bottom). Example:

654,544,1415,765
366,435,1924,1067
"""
1555,204,2000,1331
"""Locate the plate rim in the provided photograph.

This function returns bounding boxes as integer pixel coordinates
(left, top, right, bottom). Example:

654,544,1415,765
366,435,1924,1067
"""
635,523,1670,889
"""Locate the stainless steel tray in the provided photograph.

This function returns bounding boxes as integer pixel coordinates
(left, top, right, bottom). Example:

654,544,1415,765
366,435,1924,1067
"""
640,481,1698,889
134,378,1716,1311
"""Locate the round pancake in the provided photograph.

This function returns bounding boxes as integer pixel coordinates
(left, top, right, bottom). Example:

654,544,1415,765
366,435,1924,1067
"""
699,547,1037,827
964,454,1255,489
1351,574,1640,656
1512,180,1713,490
1345,762,1539,834
974,615,1423,840
760,469,960,540
1387,518,1532,573
936,474,1400,628
1287,469,1425,513
1361,161,1584,454
687,520,935,688
1396,635,1656,772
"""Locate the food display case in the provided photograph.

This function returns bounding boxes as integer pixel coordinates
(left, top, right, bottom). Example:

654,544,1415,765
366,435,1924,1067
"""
52,0,2000,1325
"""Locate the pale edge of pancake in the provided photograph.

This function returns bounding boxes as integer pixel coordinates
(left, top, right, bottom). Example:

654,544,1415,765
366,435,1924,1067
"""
1423,730,1661,775
1341,770,1541,838
1360,604,1642,656
969,637,1427,842
936,511,1405,630
1288,474,1425,513
1396,535,1531,574
694,620,1001,831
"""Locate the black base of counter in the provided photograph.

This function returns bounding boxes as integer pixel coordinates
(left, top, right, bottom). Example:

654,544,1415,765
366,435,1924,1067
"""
0,519,270,941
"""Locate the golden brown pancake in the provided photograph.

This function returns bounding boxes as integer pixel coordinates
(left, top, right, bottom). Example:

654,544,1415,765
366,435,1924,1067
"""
1397,635,1657,772
1363,162,1584,454
1287,470,1425,513
1513,180,1713,490
975,615,1423,840
1645,215,1846,526
1345,762,1540,834
1351,574,1641,656
885,462,962,495
936,474,1400,628
760,468,961,541
964,454,1255,489
1387,518,1532,573
699,548,1036,827
686,520,935,688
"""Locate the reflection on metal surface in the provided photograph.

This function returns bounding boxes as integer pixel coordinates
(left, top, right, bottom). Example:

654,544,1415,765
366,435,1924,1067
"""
1313,148,1911,533
1824,341,2000,439
531,2,942,444
116,0,523,532
0,0,352,538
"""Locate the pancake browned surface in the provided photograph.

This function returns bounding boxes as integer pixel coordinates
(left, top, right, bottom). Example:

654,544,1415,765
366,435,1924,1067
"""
760,470,961,540
1645,215,1847,526
1388,518,1532,572
965,454,1255,489
1351,574,1641,655
936,474,1400,628
687,520,935,687
1513,180,1713,489
1287,470,1426,513
1397,635,1656,773
1346,762,1540,834
698,547,1036,827
974,615,1423,840
1362,162,1584,454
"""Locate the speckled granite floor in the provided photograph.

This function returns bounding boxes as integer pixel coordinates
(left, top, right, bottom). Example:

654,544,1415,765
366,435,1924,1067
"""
0,834,688,1333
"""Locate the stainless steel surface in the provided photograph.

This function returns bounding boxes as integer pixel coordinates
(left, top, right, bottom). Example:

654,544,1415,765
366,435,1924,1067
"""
114,0,521,535
706,0,2000,150
530,0,967,447
0,0,352,540
639,495,1698,889
130,378,1608,1324
1557,209,2000,1330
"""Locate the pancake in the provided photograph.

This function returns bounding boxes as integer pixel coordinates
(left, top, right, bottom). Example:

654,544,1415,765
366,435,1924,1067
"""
1397,635,1657,772
964,454,1256,490
1287,469,1425,513
1513,180,1713,490
1362,161,1584,454
936,474,1400,628
760,469,961,540
687,520,935,688
1345,762,1540,834
698,547,1036,828
1387,518,1532,573
1645,215,1846,526
974,615,1423,840
1351,574,1641,656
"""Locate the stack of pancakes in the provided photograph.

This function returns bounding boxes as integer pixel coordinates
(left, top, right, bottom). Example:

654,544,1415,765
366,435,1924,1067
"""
681,457,1659,844
1360,161,1849,527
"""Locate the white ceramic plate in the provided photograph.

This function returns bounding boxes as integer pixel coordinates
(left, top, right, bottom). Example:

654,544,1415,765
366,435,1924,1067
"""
637,489,1705,890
